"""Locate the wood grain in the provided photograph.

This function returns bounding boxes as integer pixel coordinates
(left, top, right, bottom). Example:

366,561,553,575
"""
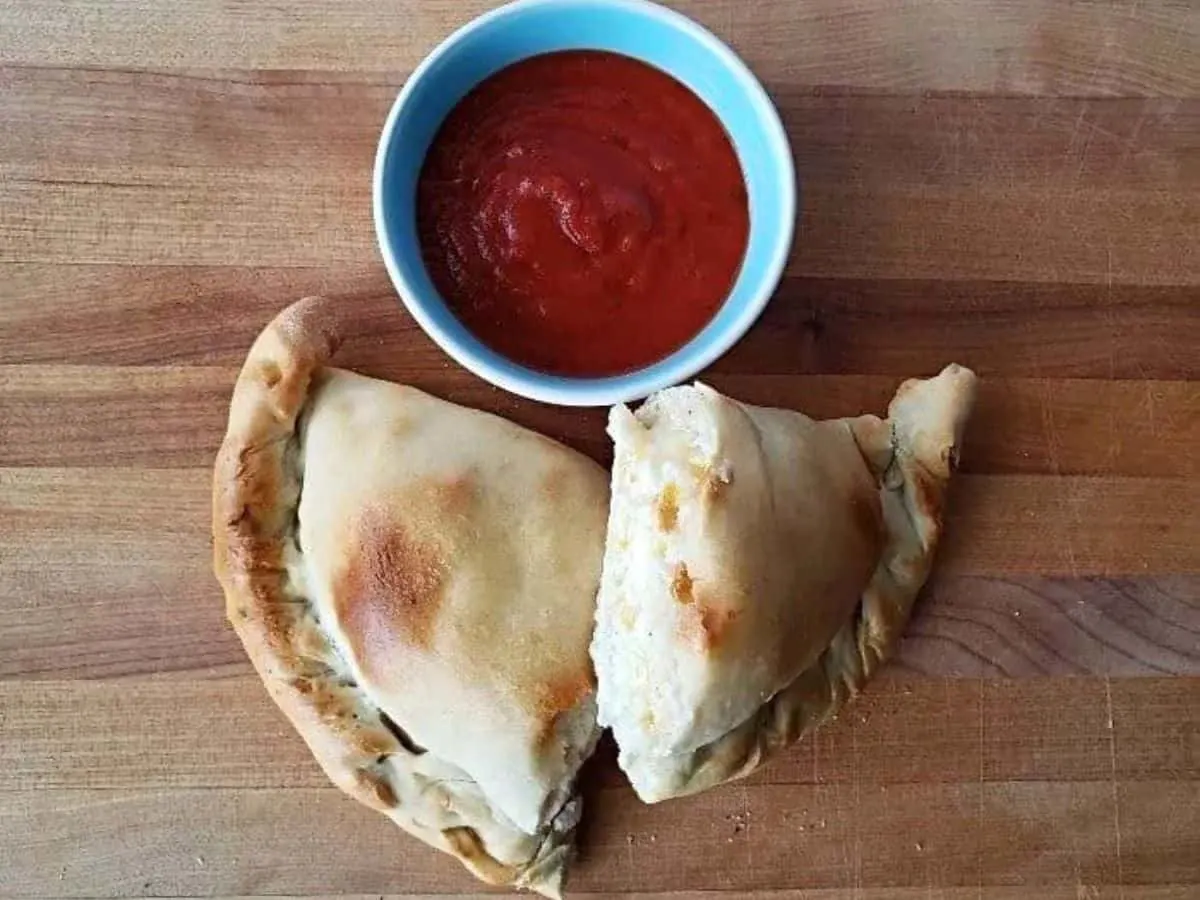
3,465,1198,679
3,267,1199,380
2,0,1199,896
3,466,1198,574
2,0,1196,95
2,68,1196,280
2,571,1196,681
4,168,1196,282
4,781,1197,895
903,576,1200,678
3,463,1197,680
33,894,1200,900
3,677,1196,791
4,365,1200,477
5,70,1198,189
15,893,1195,900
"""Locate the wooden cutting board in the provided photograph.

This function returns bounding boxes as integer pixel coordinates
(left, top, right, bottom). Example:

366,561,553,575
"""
1,1,1197,898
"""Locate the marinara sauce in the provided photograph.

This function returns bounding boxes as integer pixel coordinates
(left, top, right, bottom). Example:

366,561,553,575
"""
416,51,749,377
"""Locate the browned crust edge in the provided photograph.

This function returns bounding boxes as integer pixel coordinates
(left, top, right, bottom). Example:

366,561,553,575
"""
211,297,570,896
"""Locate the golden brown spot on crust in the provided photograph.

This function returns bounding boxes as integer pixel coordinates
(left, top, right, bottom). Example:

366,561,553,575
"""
333,507,448,653
670,562,694,605
226,444,284,537
912,470,941,523
656,482,680,532
290,676,316,697
260,360,283,389
226,504,253,530
222,532,282,579
358,730,395,757
442,827,517,885
535,670,593,719
427,474,477,517
531,669,594,748
677,588,738,654
291,617,331,662
355,768,397,809
272,368,313,420
697,604,738,650
293,678,352,722
692,462,732,502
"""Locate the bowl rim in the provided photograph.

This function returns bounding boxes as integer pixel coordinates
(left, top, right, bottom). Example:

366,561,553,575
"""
372,0,796,407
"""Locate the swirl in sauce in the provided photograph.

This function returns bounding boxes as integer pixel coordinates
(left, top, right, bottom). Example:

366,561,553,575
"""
417,51,749,377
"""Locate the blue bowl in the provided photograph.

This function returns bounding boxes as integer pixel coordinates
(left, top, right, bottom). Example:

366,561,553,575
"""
373,0,796,407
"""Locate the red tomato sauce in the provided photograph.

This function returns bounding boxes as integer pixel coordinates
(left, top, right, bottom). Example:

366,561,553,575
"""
416,51,749,377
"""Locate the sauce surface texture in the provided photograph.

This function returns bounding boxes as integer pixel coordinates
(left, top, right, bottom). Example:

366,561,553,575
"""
417,51,749,377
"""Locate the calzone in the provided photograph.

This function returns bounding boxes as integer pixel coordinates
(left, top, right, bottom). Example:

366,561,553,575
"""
213,298,609,896
591,365,977,802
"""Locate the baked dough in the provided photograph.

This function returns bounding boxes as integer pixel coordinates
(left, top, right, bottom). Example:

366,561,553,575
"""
591,365,976,801
213,298,609,896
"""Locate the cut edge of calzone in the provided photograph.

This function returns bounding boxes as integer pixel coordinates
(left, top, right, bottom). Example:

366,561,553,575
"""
212,297,608,896
592,364,977,802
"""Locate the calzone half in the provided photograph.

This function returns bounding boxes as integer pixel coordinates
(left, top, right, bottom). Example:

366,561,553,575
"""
213,298,609,896
591,365,977,802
